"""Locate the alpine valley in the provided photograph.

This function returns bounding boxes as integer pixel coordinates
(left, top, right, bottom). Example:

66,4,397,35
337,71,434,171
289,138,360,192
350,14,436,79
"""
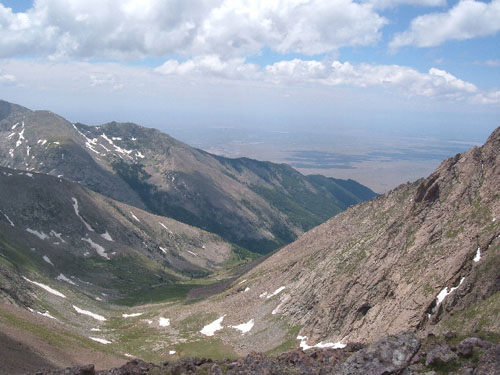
0,100,498,375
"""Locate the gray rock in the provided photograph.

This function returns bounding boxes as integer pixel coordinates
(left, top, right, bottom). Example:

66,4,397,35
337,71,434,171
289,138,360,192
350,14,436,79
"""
460,337,493,349
335,332,421,375
210,364,222,375
474,344,500,375
425,345,458,367
457,340,474,358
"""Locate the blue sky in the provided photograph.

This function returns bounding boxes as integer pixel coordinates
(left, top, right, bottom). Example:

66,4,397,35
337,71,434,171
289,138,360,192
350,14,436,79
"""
0,0,498,142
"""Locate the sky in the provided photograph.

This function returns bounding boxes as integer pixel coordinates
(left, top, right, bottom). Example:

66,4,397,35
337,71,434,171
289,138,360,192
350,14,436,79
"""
0,0,499,141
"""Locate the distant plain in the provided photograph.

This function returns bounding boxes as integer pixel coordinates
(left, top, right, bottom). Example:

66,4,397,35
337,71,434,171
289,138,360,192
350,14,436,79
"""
167,127,482,193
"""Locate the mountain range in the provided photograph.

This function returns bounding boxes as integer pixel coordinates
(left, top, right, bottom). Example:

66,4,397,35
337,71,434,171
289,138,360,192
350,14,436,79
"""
0,100,376,254
0,100,498,374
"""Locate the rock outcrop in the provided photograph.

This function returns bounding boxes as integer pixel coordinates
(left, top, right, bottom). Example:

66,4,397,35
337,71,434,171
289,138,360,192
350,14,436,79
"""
31,334,500,375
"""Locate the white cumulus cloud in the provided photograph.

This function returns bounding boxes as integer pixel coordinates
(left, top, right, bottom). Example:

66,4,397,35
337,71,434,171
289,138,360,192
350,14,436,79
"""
265,59,479,100
0,0,386,59
390,0,500,49
155,55,260,79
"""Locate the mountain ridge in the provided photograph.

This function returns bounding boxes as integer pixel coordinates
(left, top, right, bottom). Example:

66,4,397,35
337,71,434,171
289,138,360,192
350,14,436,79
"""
0,99,376,253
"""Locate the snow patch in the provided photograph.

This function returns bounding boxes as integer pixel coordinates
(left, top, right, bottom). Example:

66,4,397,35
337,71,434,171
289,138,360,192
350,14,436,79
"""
124,353,134,358
122,312,143,318
159,317,170,327
297,336,346,350
90,328,101,332
25,172,33,178
159,222,172,234
26,228,48,240
231,319,254,334
159,247,168,254
72,198,95,232
11,122,18,130
22,277,66,298
473,247,481,262
244,287,250,292
187,250,197,257
89,337,112,344
73,305,106,321
260,286,286,299
200,316,225,336
81,237,109,260
37,311,57,320
50,230,65,243
136,151,145,158
169,350,176,355
130,212,140,222
101,134,133,157
272,295,290,315
238,279,247,285
56,274,77,285
43,255,54,266
15,128,25,148
1,211,14,226
435,277,465,307
100,231,114,242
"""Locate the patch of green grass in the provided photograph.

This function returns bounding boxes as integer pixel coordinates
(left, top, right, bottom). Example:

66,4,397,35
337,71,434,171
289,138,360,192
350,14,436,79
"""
177,312,218,337
175,338,238,359
0,308,116,355
444,228,462,238
442,292,500,336
266,324,301,355
422,282,434,297
428,360,461,374
114,283,206,306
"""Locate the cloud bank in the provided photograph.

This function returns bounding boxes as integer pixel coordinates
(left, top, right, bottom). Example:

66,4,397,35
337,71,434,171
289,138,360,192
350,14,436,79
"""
0,0,386,59
391,0,500,49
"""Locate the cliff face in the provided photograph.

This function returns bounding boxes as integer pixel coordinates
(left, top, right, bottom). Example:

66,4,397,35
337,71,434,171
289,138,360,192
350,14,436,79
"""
205,126,499,349
125,127,499,359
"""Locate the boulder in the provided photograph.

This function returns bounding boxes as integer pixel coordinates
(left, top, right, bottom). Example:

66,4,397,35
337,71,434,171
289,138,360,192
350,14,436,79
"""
335,332,421,375
425,345,458,367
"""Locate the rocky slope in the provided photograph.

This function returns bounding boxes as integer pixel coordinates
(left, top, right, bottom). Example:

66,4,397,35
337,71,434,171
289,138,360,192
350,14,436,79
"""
0,165,240,309
149,126,499,356
0,100,376,253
